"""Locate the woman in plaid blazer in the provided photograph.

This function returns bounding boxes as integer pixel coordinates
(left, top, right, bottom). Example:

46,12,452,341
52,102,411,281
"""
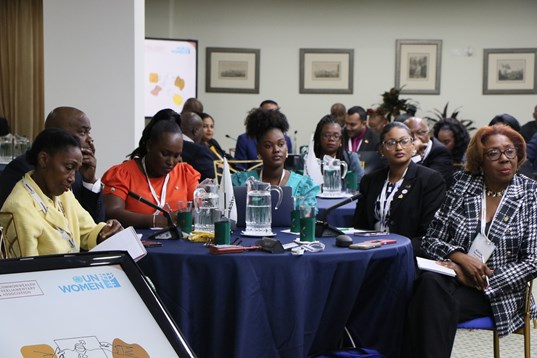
407,124,537,358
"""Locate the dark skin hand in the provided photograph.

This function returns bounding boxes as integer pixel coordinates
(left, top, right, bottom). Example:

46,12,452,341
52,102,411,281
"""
439,251,494,290
104,194,178,228
97,219,124,244
79,141,97,183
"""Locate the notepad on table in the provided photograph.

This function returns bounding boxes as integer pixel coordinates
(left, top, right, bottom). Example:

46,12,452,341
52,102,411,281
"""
416,257,456,277
90,226,147,262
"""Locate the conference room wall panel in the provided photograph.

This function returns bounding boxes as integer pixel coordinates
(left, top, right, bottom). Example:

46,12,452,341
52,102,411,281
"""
43,0,145,177
146,0,537,153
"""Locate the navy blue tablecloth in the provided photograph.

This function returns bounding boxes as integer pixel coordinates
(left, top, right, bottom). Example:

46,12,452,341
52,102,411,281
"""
137,230,414,358
316,197,356,228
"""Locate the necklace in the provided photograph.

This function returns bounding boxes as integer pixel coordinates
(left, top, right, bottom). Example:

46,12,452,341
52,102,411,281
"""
260,169,286,186
485,188,505,197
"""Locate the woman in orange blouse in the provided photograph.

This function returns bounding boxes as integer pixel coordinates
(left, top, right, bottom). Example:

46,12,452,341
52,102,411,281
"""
102,118,200,228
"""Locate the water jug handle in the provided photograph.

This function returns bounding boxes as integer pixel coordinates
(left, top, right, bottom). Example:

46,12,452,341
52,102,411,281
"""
340,161,348,179
271,185,283,210
193,188,203,213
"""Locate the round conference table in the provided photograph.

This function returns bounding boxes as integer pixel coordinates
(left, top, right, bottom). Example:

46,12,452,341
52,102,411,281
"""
137,229,415,358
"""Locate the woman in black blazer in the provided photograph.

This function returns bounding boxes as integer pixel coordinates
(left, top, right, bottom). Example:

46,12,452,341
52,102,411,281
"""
353,122,446,256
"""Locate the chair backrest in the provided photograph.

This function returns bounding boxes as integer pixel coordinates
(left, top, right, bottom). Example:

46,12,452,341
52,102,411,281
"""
0,212,20,259
213,159,263,185
233,185,294,228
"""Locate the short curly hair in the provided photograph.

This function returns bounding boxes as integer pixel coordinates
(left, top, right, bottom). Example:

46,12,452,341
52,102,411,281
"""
245,108,289,141
465,124,526,175
432,118,470,163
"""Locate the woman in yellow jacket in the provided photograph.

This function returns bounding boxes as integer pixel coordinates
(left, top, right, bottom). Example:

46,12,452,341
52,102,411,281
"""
1,128,122,257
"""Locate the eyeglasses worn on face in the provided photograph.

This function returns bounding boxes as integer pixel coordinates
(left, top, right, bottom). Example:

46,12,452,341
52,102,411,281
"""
382,137,413,150
321,133,342,140
484,147,517,161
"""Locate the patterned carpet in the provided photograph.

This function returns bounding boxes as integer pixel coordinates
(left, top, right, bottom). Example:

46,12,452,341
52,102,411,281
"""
451,285,537,358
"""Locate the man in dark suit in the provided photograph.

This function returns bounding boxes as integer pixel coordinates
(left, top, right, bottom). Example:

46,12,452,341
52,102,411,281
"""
180,111,216,181
234,99,293,162
405,117,454,185
0,107,104,222
342,106,383,174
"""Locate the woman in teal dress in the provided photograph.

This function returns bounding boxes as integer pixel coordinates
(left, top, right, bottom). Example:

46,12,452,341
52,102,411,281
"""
232,108,320,208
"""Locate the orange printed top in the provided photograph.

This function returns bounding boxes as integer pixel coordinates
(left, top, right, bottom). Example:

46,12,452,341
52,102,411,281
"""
102,159,200,215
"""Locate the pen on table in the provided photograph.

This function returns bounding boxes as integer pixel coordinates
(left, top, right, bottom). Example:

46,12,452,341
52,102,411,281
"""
481,256,490,287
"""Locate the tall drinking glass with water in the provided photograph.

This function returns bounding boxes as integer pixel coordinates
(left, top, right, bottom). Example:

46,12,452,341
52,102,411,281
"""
193,178,220,232
322,156,348,196
245,177,283,234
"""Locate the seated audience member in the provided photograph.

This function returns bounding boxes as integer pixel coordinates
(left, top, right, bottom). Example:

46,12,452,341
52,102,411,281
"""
330,102,346,125
524,132,537,177
101,119,200,228
232,108,320,208
488,113,534,178
234,99,293,161
520,104,537,142
343,106,380,152
353,122,446,256
0,129,122,257
367,107,388,135
404,116,454,185
0,116,9,136
432,117,471,169
344,106,383,174
181,97,204,116
201,112,231,160
407,124,537,358
0,107,105,222
175,111,216,180
313,114,364,180
489,113,521,133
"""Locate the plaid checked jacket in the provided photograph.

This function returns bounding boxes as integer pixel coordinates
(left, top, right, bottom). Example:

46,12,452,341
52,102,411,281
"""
421,171,537,337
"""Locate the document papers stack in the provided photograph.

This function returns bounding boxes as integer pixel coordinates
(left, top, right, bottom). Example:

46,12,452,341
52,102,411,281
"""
416,257,456,277
90,226,146,262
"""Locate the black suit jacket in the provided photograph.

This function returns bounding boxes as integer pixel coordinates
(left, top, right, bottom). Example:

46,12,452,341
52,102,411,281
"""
343,128,380,152
181,141,216,181
353,161,446,256
0,153,105,222
421,137,454,185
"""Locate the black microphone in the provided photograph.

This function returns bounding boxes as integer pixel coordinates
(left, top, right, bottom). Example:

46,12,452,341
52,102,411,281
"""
127,191,182,240
293,130,298,154
316,192,361,237
225,134,237,142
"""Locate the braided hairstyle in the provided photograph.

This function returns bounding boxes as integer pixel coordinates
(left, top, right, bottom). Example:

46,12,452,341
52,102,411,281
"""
313,114,345,160
129,109,182,159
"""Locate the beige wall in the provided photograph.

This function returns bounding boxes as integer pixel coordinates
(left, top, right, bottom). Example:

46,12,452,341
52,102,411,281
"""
146,0,537,152
44,0,145,177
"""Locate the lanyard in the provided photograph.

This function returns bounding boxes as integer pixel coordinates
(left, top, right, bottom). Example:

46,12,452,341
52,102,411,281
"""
480,187,506,237
375,169,407,232
347,137,362,152
142,156,170,215
22,177,76,251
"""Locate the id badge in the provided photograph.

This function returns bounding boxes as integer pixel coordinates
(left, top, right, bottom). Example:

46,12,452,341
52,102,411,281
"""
468,232,495,262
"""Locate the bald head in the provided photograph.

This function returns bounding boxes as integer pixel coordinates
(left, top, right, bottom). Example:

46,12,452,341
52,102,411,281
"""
181,111,203,143
404,117,430,144
44,106,93,149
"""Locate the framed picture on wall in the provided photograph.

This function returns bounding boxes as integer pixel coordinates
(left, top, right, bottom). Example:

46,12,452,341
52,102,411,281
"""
299,49,354,94
395,40,442,95
483,48,537,94
206,47,260,93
